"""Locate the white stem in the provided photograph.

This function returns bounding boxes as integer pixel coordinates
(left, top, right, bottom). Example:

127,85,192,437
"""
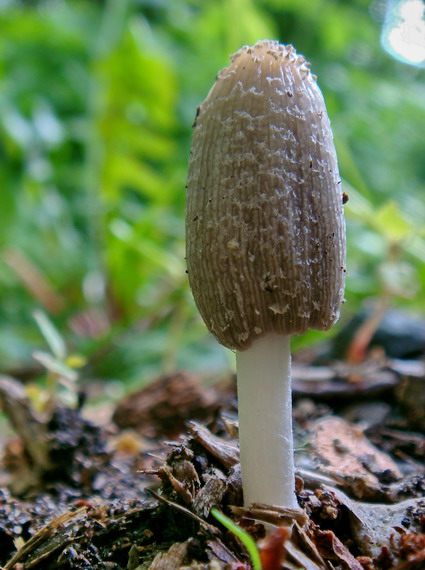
236,333,297,509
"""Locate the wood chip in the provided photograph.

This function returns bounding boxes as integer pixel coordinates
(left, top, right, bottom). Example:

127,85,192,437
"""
314,528,364,570
206,538,241,564
231,503,308,527
310,416,402,499
149,541,189,570
188,422,239,469
113,372,217,438
0,375,51,475
192,476,226,519
326,486,425,558
4,507,88,570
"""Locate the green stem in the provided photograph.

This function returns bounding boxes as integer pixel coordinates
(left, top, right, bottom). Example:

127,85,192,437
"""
211,508,262,570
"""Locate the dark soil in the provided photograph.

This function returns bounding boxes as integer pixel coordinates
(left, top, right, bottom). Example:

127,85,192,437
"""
0,315,424,569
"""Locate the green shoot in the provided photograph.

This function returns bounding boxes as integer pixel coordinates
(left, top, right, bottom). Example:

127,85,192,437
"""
32,310,86,409
210,507,262,570
33,309,66,360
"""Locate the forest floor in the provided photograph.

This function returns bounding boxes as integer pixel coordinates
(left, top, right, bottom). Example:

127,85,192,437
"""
0,315,424,569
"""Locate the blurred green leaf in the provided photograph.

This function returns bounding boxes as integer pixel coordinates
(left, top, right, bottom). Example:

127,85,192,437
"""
33,310,66,360
378,260,419,298
373,201,413,243
0,0,424,383
32,351,78,382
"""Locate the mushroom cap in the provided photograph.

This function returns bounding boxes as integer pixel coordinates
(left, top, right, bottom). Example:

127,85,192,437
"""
186,40,346,351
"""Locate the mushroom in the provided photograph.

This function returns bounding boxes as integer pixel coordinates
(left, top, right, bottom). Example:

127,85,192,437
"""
186,40,346,509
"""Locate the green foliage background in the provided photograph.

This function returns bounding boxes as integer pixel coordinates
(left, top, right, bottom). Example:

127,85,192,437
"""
0,0,424,385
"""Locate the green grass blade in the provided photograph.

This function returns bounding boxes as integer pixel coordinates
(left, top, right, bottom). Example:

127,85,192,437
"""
211,507,262,570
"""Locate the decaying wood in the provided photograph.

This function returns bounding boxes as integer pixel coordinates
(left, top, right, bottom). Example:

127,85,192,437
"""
0,375,51,488
192,475,227,519
231,503,308,527
112,371,217,438
4,507,87,570
396,372,425,431
149,542,189,570
311,416,403,499
0,359,424,568
188,421,239,469
326,486,425,558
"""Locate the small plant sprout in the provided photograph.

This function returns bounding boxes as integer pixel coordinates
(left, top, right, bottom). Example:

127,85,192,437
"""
211,508,261,570
32,310,85,409
186,41,346,509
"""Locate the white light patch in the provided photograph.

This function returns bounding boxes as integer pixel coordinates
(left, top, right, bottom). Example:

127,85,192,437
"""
381,0,425,67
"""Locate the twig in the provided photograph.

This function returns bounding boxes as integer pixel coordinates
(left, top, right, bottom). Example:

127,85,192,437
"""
146,489,220,535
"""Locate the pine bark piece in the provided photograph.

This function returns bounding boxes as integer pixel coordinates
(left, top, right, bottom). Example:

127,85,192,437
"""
188,421,239,469
186,40,346,350
112,371,216,438
326,487,425,558
192,475,227,519
310,416,403,499
148,542,189,570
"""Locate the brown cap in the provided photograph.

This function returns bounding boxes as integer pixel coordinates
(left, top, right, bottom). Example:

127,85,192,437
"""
186,40,346,350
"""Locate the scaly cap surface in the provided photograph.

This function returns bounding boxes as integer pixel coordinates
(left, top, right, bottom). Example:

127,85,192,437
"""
186,40,346,350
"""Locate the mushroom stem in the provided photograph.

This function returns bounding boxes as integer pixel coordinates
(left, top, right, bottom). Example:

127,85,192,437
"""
236,333,298,509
